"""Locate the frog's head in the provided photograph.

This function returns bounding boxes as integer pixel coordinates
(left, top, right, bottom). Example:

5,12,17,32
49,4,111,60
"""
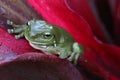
24,20,59,50
24,19,74,52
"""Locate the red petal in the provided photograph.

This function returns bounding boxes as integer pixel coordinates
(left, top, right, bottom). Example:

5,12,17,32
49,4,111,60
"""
27,0,95,45
27,0,120,79
0,28,37,54
0,52,83,80
64,0,112,43
0,28,84,79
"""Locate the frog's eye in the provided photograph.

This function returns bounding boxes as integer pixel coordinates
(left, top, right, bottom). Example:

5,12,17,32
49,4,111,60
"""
43,32,53,39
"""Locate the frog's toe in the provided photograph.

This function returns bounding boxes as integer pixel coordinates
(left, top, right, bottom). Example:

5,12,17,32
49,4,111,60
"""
15,32,24,39
15,35,20,39
73,60,77,65
74,53,80,65
68,56,77,65
68,52,80,65
68,57,72,62
68,52,75,63
8,29,14,34
7,20,13,25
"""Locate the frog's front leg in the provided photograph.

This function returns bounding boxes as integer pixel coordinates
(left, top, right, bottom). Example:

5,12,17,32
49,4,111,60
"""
7,20,28,39
68,42,84,64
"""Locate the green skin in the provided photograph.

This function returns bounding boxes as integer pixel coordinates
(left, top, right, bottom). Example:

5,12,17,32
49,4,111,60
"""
7,19,84,64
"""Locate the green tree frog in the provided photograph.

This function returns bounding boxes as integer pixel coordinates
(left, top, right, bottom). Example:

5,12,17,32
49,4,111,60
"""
7,19,84,64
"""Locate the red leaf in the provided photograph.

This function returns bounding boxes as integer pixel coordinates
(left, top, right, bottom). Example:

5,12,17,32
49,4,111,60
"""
0,28,84,80
0,52,83,80
64,0,112,43
0,28,37,54
27,0,120,79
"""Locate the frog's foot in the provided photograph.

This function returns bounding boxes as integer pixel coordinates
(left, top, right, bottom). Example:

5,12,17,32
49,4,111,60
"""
68,42,83,65
68,52,80,65
7,20,27,39
7,27,25,34
8,28,24,39
7,27,25,39
15,32,24,39
7,20,13,25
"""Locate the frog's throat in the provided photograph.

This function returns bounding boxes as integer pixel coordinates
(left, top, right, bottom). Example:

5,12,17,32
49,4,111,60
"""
29,42,60,55
29,42,61,55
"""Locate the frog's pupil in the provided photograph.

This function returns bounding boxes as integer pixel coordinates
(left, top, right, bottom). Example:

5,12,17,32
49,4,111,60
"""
44,33,52,38
45,34,51,37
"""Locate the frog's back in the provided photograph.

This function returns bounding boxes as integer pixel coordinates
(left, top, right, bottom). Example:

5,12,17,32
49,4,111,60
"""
52,25,75,45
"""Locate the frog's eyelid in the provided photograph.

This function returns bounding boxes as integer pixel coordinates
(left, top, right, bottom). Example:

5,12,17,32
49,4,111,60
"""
44,32,51,35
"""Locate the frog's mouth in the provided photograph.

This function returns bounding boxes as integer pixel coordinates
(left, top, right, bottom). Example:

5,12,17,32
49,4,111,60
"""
29,41,55,51
29,42,47,49
29,41,60,55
